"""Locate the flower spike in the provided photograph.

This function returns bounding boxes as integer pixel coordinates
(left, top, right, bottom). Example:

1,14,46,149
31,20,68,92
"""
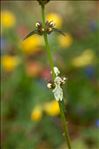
24,20,65,40
47,67,67,101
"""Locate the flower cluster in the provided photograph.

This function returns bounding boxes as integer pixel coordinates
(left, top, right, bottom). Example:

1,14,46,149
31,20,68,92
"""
24,20,65,40
47,67,67,101
35,21,56,35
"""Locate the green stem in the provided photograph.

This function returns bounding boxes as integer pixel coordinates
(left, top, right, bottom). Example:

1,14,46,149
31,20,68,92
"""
41,5,55,79
59,100,71,149
41,4,71,149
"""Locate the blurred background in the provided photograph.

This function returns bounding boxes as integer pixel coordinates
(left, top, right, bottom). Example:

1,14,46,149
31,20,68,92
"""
1,1,99,149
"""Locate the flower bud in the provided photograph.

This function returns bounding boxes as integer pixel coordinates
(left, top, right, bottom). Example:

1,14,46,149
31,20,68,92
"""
35,22,41,28
47,83,52,89
47,82,55,89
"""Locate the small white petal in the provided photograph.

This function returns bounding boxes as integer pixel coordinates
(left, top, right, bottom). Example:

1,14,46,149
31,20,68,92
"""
53,67,60,76
54,76,62,85
63,77,67,81
53,86,63,101
35,22,40,27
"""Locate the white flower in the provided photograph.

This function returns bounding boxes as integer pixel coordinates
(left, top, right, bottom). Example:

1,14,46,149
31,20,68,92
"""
47,66,67,101
53,66,60,76
53,76,63,101
53,67,66,101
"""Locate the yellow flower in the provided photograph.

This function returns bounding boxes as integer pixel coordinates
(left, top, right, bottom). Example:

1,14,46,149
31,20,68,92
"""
21,35,43,55
46,13,62,28
31,106,42,121
2,55,20,72
72,49,95,67
1,10,16,28
58,33,73,48
44,100,60,116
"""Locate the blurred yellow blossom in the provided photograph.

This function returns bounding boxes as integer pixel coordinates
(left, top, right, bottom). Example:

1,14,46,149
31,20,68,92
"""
58,33,73,48
2,55,20,72
44,100,60,116
21,35,43,55
46,13,62,28
31,105,42,121
1,10,16,28
72,49,95,67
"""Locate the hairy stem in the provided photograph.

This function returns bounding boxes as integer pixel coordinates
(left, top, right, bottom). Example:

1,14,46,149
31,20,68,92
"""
41,4,71,149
